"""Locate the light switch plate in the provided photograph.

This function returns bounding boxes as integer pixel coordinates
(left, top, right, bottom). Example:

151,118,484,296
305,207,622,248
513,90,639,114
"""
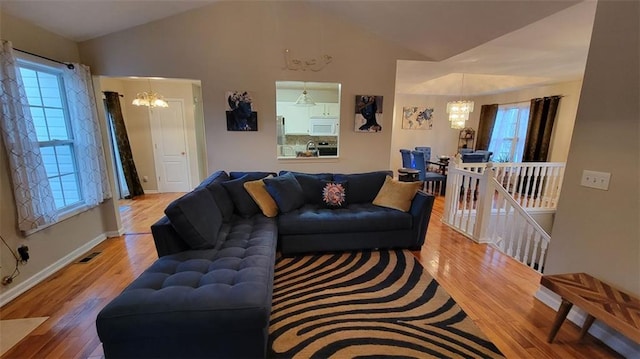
580,170,611,190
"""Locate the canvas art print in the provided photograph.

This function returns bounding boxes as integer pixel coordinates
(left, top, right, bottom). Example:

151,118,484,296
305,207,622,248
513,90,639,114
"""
402,106,434,130
354,95,383,132
226,91,258,131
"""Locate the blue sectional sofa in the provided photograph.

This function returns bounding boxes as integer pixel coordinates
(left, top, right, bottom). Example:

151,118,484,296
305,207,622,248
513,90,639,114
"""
96,170,434,358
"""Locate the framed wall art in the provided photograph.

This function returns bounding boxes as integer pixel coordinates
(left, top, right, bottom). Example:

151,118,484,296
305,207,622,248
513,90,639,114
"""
226,91,257,131
354,95,383,132
402,106,433,130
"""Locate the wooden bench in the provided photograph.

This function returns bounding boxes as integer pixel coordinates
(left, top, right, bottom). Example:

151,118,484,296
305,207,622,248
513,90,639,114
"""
540,272,640,344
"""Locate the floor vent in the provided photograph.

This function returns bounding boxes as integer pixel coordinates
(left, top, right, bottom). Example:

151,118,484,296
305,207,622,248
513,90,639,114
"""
77,252,101,263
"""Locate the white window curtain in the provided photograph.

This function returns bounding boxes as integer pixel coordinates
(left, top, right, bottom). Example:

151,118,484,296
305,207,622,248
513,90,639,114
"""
0,40,58,231
63,64,112,206
487,103,530,162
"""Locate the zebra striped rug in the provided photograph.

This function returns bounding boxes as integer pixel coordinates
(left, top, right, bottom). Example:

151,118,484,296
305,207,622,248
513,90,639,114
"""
268,249,504,358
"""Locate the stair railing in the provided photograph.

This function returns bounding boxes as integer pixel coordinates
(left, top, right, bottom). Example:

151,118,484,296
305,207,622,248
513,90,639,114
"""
443,159,564,273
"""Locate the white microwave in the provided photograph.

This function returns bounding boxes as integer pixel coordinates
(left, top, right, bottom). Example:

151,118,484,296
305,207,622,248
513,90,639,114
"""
309,117,338,136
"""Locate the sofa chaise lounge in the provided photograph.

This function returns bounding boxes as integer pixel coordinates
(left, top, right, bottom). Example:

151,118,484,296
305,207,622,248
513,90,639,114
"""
96,170,435,358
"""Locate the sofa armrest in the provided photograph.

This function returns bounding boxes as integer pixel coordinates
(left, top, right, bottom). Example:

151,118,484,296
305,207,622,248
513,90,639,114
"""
408,190,435,248
150,216,190,257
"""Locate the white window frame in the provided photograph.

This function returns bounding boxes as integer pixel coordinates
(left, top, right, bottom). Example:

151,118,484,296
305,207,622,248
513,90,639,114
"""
16,56,86,218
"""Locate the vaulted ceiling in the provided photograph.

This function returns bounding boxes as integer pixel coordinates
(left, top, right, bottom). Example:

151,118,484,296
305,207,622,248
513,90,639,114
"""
0,0,596,96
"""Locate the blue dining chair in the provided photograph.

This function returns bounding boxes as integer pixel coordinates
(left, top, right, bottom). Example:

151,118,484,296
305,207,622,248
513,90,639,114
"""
412,150,446,195
414,146,432,162
399,149,414,168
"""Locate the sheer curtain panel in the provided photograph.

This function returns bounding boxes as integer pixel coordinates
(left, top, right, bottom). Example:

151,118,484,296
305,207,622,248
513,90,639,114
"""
64,64,112,206
0,40,58,231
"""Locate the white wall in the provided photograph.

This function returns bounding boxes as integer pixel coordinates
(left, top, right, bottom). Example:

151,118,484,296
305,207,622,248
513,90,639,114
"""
78,1,428,175
545,1,639,296
0,12,120,304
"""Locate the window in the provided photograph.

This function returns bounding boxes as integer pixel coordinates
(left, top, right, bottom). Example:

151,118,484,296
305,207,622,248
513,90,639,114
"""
17,60,82,211
488,102,530,162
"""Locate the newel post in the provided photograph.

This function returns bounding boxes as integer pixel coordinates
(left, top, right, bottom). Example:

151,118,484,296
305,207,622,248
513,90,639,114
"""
442,155,460,224
473,162,495,243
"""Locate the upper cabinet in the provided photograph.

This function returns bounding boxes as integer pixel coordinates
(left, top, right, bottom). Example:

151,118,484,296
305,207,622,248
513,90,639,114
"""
309,103,339,118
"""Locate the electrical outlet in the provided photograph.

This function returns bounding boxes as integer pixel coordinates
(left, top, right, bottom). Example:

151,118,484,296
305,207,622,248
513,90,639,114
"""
142,176,149,183
18,245,29,263
580,170,611,190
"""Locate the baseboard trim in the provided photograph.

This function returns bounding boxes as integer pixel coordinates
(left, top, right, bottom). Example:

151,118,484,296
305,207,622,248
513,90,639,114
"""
105,227,125,238
535,287,640,357
0,233,108,308
143,190,159,194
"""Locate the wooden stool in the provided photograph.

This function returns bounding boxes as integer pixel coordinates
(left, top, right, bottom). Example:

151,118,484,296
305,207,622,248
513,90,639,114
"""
540,272,640,344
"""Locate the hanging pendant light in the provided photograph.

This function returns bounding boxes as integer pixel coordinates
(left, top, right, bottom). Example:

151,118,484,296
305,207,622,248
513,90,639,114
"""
295,83,316,106
446,74,473,129
132,79,169,108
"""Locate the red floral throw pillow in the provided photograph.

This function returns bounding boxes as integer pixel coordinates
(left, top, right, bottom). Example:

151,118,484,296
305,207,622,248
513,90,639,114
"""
321,180,348,208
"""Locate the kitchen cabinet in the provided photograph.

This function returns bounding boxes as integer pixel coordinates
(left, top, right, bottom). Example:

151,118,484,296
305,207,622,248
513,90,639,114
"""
309,102,339,118
277,102,309,134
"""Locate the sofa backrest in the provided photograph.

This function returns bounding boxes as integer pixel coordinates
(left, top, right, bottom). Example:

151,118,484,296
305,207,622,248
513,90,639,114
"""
333,171,393,204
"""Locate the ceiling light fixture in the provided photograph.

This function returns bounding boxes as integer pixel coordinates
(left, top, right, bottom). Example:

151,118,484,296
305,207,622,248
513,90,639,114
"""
446,74,474,129
132,80,169,108
295,83,316,107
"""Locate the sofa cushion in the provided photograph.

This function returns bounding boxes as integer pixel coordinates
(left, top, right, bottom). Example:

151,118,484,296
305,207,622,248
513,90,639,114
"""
164,187,223,250
243,178,278,217
205,183,235,222
333,171,393,204
264,172,305,213
321,180,348,208
280,171,333,204
278,203,412,235
195,170,229,190
229,171,276,180
221,173,270,217
373,175,422,212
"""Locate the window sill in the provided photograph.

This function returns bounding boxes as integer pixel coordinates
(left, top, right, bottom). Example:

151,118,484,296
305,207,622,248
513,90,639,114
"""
23,203,90,237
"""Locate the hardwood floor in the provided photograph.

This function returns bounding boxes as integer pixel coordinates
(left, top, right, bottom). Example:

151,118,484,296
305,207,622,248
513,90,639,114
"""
0,193,620,358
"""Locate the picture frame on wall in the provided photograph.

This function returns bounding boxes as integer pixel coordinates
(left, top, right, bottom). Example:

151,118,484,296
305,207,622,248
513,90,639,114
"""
354,95,383,132
226,91,258,131
402,106,434,130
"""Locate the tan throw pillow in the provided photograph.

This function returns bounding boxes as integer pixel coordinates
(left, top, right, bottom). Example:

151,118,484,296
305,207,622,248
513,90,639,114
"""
243,178,278,217
372,176,422,212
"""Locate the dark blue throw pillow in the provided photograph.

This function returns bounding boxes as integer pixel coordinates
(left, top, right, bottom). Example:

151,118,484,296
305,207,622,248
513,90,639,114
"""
264,172,305,213
279,171,333,204
164,187,222,250
221,173,270,217
321,180,348,208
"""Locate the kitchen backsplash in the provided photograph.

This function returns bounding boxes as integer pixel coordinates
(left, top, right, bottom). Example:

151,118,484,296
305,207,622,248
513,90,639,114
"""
283,135,337,146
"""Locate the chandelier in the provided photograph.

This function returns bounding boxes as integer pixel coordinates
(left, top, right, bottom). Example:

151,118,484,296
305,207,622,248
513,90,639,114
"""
295,83,316,107
132,80,169,108
446,74,473,129
446,100,474,129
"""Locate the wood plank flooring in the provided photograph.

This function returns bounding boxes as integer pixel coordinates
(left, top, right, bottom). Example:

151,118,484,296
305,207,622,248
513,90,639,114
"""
0,193,621,358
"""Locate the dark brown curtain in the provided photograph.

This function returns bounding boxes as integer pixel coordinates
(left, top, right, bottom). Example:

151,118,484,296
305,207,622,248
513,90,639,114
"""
104,91,145,198
475,104,499,150
523,96,561,162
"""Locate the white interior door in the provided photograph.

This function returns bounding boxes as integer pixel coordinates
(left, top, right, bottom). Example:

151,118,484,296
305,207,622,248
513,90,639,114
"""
150,99,191,192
